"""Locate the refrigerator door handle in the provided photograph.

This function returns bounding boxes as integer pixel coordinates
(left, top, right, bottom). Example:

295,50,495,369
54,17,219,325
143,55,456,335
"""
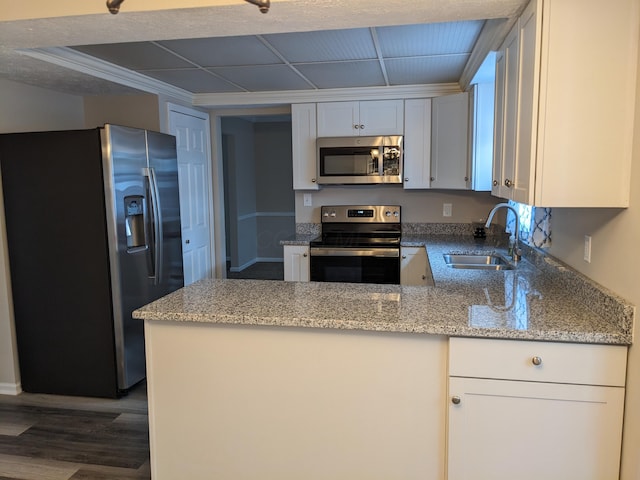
144,167,163,285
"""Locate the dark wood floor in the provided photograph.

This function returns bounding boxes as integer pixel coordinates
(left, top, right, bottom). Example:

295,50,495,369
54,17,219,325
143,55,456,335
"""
226,261,284,280
0,382,150,479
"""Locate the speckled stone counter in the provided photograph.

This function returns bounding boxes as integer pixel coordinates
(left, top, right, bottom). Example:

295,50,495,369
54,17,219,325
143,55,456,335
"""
134,235,634,345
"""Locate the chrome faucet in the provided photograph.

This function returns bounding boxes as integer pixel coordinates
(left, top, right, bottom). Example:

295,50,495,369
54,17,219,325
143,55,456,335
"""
485,203,521,263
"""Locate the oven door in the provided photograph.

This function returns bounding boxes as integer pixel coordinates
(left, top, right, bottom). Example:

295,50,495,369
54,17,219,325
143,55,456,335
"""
309,247,400,284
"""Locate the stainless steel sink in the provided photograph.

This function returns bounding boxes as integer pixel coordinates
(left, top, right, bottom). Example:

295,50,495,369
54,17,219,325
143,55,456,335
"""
443,253,514,270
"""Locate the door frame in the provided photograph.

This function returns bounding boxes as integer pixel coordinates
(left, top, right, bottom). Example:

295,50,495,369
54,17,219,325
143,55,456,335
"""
165,103,218,280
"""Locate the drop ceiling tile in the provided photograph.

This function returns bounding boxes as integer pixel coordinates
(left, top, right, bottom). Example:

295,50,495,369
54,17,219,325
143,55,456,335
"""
295,61,385,89
157,36,283,67
209,65,314,91
142,68,244,93
376,21,484,57
71,42,192,70
385,55,469,85
263,28,377,62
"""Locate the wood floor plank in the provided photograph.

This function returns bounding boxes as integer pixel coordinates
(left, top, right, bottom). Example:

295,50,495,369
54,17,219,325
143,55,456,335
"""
0,453,78,480
68,461,151,479
0,382,150,478
0,422,32,436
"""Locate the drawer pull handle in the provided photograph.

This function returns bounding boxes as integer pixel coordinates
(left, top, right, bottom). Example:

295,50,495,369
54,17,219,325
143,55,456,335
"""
451,396,461,405
532,356,543,366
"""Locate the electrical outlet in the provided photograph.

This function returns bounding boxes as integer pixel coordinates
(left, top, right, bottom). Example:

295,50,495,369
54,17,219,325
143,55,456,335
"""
584,235,592,263
443,203,452,217
303,193,312,207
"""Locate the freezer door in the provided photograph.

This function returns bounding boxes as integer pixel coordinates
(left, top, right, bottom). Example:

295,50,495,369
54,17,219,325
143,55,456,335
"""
146,130,184,296
101,125,153,391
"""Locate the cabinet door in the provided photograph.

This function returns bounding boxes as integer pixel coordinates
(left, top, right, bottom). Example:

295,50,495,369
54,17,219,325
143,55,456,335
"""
283,245,309,282
501,24,520,199
291,103,319,190
317,100,404,137
491,49,507,198
403,99,432,189
358,99,404,136
316,101,359,137
400,246,432,286
430,92,470,189
512,0,540,204
447,376,624,480
469,82,495,192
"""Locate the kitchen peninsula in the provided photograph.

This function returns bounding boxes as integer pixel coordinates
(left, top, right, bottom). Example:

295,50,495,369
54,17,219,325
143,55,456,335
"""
134,238,633,480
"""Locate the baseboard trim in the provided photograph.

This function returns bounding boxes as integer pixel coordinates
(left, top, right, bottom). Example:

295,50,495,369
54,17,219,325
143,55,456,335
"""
229,258,283,272
0,382,22,395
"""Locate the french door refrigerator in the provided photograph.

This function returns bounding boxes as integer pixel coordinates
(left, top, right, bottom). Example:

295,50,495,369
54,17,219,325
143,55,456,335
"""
0,124,184,398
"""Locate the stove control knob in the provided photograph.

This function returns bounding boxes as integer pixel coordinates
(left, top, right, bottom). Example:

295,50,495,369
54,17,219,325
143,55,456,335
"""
385,211,391,217
330,211,336,217
393,211,399,217
323,212,329,217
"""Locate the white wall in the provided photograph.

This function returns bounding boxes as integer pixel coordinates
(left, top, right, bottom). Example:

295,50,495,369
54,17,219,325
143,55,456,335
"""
545,37,640,480
84,94,160,131
0,78,85,393
296,188,500,224
0,78,84,133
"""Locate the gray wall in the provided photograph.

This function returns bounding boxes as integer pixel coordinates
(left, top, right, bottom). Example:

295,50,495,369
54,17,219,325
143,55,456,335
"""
222,117,258,270
254,121,295,260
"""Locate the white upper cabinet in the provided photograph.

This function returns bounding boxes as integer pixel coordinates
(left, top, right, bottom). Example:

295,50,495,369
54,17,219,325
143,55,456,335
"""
430,92,470,190
469,83,495,192
403,98,432,189
404,93,481,191
291,103,319,190
317,100,404,137
493,0,638,207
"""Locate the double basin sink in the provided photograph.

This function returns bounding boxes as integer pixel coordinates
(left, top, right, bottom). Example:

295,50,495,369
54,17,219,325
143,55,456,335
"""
443,253,514,271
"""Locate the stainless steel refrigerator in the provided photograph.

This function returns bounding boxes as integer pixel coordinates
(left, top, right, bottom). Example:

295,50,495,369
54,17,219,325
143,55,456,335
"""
0,124,184,398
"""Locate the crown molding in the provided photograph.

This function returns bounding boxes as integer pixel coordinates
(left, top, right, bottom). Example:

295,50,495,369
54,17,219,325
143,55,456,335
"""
18,47,194,104
193,83,463,107
459,17,515,90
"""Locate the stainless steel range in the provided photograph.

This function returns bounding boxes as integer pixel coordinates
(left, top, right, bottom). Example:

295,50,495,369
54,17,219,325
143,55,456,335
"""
309,205,401,284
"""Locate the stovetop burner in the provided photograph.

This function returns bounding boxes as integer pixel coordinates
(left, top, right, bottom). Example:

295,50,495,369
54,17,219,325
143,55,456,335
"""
311,205,401,248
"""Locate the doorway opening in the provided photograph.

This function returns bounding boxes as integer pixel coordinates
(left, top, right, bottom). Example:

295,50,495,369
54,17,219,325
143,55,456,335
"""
221,114,294,281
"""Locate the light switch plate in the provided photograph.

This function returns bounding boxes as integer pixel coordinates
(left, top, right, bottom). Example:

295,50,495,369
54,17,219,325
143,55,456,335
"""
303,193,312,207
443,203,452,217
584,235,592,263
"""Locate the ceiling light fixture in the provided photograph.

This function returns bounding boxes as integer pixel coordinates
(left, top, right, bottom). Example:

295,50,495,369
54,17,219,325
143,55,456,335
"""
106,0,269,14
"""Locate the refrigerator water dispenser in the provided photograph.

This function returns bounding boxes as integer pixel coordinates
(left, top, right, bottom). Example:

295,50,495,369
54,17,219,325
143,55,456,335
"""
125,195,146,251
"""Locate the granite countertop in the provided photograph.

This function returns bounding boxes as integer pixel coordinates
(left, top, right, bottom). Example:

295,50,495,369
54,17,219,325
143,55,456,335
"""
134,235,634,345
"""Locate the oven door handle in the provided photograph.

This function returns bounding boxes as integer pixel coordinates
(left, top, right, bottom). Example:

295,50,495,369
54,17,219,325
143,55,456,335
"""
310,247,399,258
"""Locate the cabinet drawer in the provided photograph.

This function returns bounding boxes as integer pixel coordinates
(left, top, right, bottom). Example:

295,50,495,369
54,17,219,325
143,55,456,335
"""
449,337,627,386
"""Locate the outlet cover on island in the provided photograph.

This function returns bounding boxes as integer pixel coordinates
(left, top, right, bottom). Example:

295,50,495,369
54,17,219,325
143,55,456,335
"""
303,193,312,207
443,203,452,217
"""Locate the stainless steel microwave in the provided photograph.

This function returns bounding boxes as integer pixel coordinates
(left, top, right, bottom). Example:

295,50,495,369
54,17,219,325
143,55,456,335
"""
316,136,403,185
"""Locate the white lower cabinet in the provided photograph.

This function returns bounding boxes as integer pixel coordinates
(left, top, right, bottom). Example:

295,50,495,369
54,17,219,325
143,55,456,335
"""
400,246,432,286
447,337,627,480
283,245,310,282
